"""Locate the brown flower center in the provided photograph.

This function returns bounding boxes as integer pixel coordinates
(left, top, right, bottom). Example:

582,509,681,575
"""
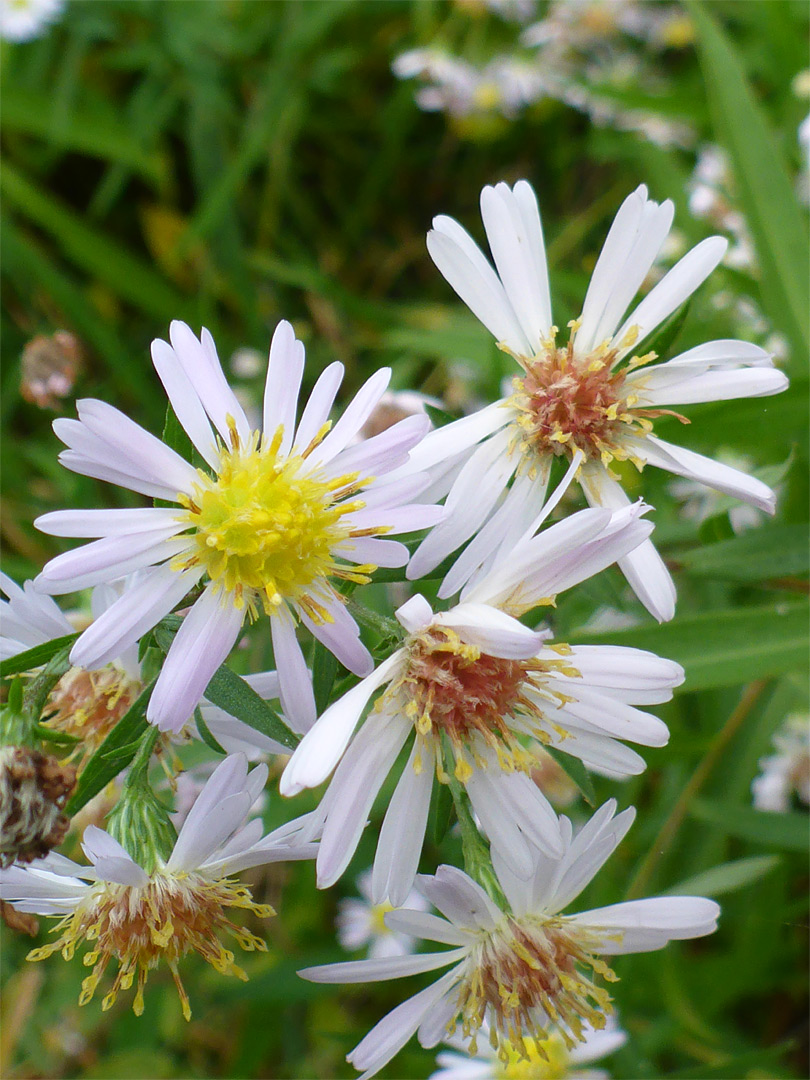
46,665,141,760
28,871,274,1020
388,627,580,781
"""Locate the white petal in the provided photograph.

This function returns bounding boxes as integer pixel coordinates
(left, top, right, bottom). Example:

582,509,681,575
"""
614,237,727,356
308,368,391,467
327,414,432,480
372,740,434,906
416,865,502,931
271,607,317,732
636,435,777,514
579,466,676,622
299,595,372,678
395,593,435,634
428,217,531,355
70,563,202,669
169,322,250,447
280,651,404,795
147,587,244,732
316,712,410,888
168,754,248,870
292,361,345,452
150,337,218,468
38,533,190,596
434,602,547,660
572,896,721,954
383,909,473,947
81,827,149,887
35,507,185,538
348,970,463,1080
263,320,304,457
299,947,464,985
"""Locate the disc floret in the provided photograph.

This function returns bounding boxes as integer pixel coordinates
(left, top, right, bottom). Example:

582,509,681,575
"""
509,323,667,470
177,424,371,620
457,914,617,1059
390,625,581,782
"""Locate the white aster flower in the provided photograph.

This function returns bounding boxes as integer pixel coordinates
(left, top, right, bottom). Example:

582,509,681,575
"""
0,0,63,42
300,800,720,1080
34,320,442,734
405,180,787,621
337,869,430,960
282,500,683,905
0,754,318,1019
431,1015,626,1079
668,449,770,534
751,714,810,813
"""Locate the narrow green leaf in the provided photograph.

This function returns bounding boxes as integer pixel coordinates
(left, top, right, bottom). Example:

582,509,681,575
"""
0,633,78,678
666,854,780,897
1,163,188,323
1,90,162,180
570,601,809,691
430,778,455,846
161,400,194,462
194,706,227,756
312,641,339,715
543,744,596,807
66,681,154,814
22,643,74,721
677,524,809,582
688,1,810,367
689,798,809,852
204,665,299,751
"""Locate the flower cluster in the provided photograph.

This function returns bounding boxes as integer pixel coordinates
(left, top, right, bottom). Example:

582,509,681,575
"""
1,178,787,1074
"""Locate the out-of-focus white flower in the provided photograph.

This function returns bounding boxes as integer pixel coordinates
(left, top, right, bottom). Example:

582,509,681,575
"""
0,755,318,1019
337,869,430,959
0,0,63,42
455,0,537,23
688,145,756,271
752,714,810,813
34,320,442,735
300,801,720,1080
406,180,786,622
431,1015,627,1079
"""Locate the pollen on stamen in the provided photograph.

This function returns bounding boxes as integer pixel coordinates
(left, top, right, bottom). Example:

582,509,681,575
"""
27,872,275,1021
456,915,618,1061
386,626,582,783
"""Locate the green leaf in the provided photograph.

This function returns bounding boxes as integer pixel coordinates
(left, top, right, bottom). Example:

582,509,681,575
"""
677,524,809,582
312,641,339,715
204,665,299,751
66,681,155,814
543,744,596,807
666,854,780,897
688,1,810,368
643,298,691,361
424,403,458,429
570,601,809,692
161,400,194,462
22,643,74,722
665,1044,796,1079
429,777,455,846
689,798,809,852
0,163,189,323
1,89,162,181
194,706,227,756
0,633,78,678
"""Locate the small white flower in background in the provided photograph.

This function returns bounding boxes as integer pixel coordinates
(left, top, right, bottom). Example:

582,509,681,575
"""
403,180,787,622
300,800,720,1080
282,499,684,906
752,714,810,813
688,145,756,272
0,0,63,42
454,0,537,24
353,389,441,444
337,869,430,960
431,1015,626,1079
0,754,318,1019
34,320,443,735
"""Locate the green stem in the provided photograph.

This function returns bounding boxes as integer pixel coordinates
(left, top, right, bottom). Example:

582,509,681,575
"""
445,767,508,910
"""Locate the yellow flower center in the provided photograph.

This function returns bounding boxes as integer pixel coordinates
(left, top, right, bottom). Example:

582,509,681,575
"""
27,870,274,1021
497,1034,570,1079
176,424,374,620
508,323,687,472
369,899,395,936
388,627,581,783
455,915,617,1061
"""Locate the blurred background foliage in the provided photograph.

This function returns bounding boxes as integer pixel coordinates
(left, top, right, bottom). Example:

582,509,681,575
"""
0,1,808,1078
